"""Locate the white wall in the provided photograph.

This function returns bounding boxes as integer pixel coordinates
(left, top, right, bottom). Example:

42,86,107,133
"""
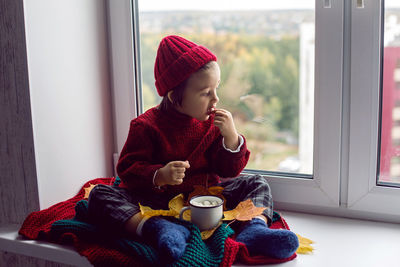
23,0,115,209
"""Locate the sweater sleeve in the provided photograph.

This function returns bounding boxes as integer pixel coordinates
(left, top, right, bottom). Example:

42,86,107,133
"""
208,134,250,178
116,120,164,191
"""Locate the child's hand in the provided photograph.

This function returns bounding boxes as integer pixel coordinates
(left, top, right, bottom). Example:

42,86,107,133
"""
155,160,190,186
213,109,240,150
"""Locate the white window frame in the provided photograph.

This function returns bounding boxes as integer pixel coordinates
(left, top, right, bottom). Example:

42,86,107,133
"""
106,0,141,167
261,0,343,208
106,0,400,223
347,0,400,217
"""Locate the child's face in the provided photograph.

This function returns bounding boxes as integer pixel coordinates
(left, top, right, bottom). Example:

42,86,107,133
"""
175,61,220,121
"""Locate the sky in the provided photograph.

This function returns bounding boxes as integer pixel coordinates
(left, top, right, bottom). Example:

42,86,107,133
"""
138,0,400,11
387,0,400,8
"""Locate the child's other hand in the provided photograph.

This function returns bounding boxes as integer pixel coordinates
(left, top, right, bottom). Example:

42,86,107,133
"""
213,109,240,150
155,160,190,186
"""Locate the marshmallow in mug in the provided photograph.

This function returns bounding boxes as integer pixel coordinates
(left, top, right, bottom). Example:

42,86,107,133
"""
192,199,221,207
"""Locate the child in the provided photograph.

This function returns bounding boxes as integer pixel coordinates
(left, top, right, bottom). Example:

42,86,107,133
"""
88,35,298,262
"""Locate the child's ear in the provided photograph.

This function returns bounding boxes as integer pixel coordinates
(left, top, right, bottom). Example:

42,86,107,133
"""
167,90,174,104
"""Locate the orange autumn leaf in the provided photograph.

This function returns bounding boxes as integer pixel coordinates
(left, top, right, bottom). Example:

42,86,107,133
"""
236,199,266,221
207,186,224,196
222,209,240,221
223,199,266,221
83,183,97,199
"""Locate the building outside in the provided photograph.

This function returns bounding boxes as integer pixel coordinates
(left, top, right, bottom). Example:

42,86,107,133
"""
380,14,400,183
380,47,400,183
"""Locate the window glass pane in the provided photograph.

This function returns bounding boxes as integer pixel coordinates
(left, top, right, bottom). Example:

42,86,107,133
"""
138,0,314,175
379,0,400,185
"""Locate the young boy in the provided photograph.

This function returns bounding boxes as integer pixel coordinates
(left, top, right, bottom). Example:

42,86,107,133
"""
88,35,298,262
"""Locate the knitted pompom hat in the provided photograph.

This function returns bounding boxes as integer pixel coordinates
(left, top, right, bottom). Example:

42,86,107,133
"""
154,35,217,96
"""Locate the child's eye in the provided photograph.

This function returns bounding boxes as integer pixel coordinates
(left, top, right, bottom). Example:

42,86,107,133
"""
202,91,211,96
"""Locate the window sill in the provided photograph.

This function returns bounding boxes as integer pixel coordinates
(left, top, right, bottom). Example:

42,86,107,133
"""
0,225,92,267
1,211,399,267
238,211,400,267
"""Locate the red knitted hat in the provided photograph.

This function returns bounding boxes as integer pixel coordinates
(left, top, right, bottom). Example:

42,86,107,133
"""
154,35,217,96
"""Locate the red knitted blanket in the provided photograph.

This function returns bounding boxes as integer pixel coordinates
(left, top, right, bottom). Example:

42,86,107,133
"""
19,177,296,266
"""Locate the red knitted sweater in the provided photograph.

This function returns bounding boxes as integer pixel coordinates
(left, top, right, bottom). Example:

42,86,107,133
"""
117,106,250,195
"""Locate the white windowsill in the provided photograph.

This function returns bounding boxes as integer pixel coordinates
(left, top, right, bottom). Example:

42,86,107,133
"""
237,211,400,267
0,225,92,267
1,211,399,267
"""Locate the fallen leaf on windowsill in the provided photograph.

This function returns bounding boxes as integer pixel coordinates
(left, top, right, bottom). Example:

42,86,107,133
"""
296,234,315,254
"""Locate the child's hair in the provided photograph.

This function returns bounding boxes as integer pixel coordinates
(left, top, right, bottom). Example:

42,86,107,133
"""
158,61,216,112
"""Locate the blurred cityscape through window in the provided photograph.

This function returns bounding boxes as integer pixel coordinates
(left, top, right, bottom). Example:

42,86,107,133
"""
138,1,400,183
379,1,400,185
138,0,314,175
135,1,400,187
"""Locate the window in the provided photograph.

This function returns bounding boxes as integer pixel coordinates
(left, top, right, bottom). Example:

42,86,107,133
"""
138,1,315,175
134,0,343,208
347,0,400,218
107,0,400,222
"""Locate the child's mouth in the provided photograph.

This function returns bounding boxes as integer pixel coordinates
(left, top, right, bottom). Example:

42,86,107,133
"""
207,107,216,115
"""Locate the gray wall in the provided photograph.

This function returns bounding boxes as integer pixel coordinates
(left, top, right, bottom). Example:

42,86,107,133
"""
1,0,112,266
0,0,40,226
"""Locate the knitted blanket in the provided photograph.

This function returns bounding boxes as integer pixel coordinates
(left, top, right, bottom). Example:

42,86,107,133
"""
19,177,296,266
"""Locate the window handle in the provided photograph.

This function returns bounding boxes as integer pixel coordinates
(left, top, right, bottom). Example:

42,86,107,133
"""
323,0,331,8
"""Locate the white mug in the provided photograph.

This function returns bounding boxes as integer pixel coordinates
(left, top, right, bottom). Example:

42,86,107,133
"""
179,195,224,231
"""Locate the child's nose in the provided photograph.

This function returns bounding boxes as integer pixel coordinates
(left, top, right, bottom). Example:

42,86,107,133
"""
212,93,219,104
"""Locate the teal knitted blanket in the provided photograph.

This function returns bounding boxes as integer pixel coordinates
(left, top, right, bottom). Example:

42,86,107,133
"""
50,200,235,267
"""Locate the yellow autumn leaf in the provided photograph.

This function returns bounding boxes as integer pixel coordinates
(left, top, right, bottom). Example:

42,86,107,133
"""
297,234,314,245
180,208,192,221
200,221,222,240
139,203,177,217
170,194,192,220
297,245,314,254
139,194,186,218
168,194,185,214
296,234,315,254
